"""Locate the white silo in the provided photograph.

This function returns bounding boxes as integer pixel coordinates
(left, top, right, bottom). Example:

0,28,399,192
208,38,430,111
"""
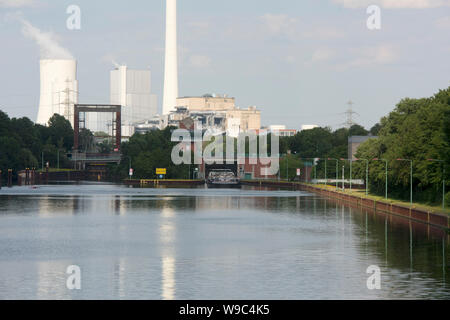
37,59,78,127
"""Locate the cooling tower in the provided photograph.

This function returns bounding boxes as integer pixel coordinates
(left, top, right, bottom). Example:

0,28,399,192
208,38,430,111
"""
162,0,179,115
37,59,78,127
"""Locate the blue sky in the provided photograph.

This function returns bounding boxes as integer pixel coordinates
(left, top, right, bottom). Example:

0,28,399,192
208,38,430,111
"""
0,0,449,130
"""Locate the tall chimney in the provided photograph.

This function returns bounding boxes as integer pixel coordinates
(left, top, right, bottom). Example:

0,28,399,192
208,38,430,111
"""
162,0,179,115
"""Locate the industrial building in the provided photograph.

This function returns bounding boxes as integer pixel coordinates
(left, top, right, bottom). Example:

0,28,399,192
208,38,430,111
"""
348,135,378,160
85,65,158,138
36,59,78,127
301,124,319,131
110,65,157,137
267,125,297,137
170,94,261,136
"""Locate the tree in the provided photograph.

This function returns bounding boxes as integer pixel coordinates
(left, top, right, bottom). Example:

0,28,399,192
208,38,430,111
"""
288,127,334,158
349,124,369,136
355,87,450,204
370,123,381,136
47,114,74,150
78,128,95,152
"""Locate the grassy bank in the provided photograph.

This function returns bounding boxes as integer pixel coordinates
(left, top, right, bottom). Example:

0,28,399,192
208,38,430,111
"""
305,183,449,215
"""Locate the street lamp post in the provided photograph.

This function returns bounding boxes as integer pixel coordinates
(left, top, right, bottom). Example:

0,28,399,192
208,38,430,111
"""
396,159,413,206
427,159,445,210
298,158,320,184
123,156,132,178
340,158,353,191
286,155,288,181
57,149,63,170
328,158,339,190
355,158,369,196
373,158,388,200
314,162,317,184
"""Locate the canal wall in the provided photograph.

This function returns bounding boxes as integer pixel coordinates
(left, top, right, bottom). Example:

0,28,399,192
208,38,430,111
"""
16,170,112,185
241,180,450,231
124,179,205,187
17,170,86,185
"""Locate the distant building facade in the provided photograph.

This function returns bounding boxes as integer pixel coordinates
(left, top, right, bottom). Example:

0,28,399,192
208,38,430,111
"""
87,65,158,138
301,125,319,131
268,125,297,137
348,136,378,160
159,94,261,136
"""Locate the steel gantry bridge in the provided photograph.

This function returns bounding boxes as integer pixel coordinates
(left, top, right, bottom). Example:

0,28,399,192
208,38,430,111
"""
71,104,123,172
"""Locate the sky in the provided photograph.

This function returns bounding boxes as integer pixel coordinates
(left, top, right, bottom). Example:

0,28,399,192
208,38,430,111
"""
0,0,449,130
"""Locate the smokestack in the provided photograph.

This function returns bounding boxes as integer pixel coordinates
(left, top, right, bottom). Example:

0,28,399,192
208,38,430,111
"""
162,0,179,115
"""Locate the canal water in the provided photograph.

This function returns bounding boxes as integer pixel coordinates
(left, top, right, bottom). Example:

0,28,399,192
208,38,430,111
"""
0,183,448,300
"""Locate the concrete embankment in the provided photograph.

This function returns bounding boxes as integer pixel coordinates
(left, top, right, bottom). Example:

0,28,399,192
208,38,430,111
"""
242,180,450,231
124,179,205,187
18,170,86,185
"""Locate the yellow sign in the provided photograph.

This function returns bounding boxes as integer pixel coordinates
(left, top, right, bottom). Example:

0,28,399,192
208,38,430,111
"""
156,168,167,175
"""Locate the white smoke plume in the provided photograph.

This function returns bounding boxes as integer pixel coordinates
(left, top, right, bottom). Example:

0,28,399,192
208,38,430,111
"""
0,0,35,8
20,18,74,59
102,54,121,68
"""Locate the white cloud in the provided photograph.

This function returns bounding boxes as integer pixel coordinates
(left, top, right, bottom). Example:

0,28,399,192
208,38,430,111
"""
311,48,335,62
286,55,297,64
260,14,344,41
188,21,210,29
332,0,450,8
435,16,450,28
302,27,345,40
0,0,35,7
342,45,398,68
260,14,298,37
189,55,211,68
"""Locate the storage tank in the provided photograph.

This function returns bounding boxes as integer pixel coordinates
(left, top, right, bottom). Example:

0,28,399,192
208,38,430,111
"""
37,59,78,127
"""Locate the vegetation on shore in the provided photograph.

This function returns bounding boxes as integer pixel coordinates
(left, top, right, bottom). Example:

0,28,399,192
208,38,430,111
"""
0,113,73,180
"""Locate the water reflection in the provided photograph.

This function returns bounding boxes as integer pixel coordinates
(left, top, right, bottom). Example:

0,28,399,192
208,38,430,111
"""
0,184,448,299
160,207,176,300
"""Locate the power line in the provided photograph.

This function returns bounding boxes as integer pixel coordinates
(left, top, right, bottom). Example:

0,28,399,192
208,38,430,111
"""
341,100,359,128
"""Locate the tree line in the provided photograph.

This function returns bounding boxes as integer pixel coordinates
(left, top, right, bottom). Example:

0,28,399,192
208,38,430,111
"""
0,112,74,180
1,86,448,206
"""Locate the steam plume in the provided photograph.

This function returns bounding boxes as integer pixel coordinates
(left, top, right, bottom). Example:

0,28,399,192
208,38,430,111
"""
20,18,74,59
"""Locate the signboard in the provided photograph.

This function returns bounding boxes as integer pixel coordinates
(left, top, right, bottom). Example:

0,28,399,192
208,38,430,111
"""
296,168,301,176
156,168,167,175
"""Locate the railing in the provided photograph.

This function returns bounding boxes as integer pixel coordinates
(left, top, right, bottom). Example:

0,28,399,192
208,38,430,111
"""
70,152,122,162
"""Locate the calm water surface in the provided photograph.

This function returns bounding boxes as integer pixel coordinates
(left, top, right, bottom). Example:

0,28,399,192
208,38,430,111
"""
0,183,448,299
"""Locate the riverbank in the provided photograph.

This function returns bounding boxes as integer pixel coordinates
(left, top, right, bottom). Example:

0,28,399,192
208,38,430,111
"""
241,180,450,231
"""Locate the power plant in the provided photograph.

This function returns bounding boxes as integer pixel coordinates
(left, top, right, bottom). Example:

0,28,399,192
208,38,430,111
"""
162,0,179,115
109,65,158,137
33,0,262,139
37,59,78,127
